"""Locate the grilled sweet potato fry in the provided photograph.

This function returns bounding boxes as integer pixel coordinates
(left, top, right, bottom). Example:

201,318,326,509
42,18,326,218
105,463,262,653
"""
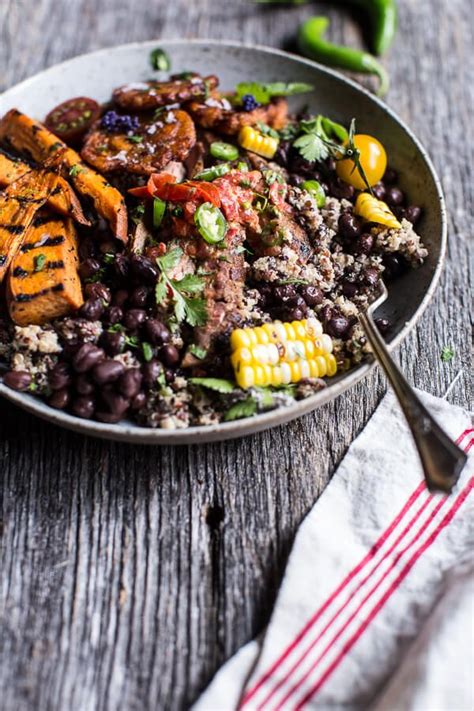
7,212,83,325
0,149,89,225
113,75,218,111
81,110,196,175
0,167,58,283
0,109,128,242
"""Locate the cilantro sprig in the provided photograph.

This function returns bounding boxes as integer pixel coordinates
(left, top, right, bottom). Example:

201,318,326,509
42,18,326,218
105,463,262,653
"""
155,248,208,327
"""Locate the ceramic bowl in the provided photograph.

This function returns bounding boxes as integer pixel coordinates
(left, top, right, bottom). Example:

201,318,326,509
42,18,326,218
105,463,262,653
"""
0,40,446,444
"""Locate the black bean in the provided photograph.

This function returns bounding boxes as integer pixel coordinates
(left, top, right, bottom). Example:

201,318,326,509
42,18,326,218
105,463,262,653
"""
326,158,336,172
383,253,406,280
99,240,118,255
114,254,130,280
356,232,375,255
300,285,323,306
338,213,362,240
95,411,123,424
71,395,95,419
142,360,163,388
129,286,150,309
130,254,158,284
3,370,31,391
112,289,129,307
84,282,111,304
165,369,176,383
124,309,147,332
75,374,95,396
78,258,101,280
79,237,97,261
79,298,104,321
159,344,180,367
375,318,391,335
145,319,170,346
130,391,147,410
48,362,72,390
101,387,130,416
371,182,386,201
385,186,404,206
101,330,126,356
289,173,305,187
102,305,123,327
383,168,398,184
92,360,125,385
49,388,70,410
326,315,350,338
329,178,355,200
274,285,297,301
289,153,315,175
341,280,358,298
320,304,333,327
118,369,143,398
289,308,304,321
363,267,380,287
405,205,422,225
275,139,290,167
72,344,105,373
286,295,307,309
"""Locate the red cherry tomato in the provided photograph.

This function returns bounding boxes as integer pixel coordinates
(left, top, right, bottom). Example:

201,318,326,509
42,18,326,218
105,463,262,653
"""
128,173,221,207
45,97,101,144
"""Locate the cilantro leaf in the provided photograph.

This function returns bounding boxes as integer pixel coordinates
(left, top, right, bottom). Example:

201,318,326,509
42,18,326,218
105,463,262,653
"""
157,247,183,273
224,397,257,421
155,248,208,327
34,254,47,272
155,278,168,304
188,344,208,360
142,342,154,362
173,273,206,294
189,377,235,393
264,82,313,96
182,295,208,327
235,82,271,104
293,132,329,162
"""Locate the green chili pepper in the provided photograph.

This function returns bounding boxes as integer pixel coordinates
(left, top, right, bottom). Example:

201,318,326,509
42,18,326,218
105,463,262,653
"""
193,163,231,181
194,202,228,244
153,197,166,228
301,180,326,208
210,142,239,161
150,47,171,71
298,16,389,96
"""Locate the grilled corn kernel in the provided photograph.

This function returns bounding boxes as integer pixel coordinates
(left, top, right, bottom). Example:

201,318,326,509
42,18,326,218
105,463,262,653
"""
238,126,279,159
230,318,338,389
354,192,401,229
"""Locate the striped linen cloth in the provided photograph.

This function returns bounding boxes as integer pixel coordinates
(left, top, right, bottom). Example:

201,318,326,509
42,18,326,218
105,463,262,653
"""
195,390,474,710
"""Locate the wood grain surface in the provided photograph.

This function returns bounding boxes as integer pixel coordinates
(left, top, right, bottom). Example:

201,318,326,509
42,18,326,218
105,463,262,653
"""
0,1,472,709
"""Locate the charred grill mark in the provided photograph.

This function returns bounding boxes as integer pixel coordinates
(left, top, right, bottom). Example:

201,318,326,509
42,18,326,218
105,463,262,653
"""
15,196,45,205
32,214,61,227
14,282,65,302
50,185,61,196
0,224,25,234
21,235,65,252
47,260,64,269
0,255,6,266
11,259,64,278
12,266,28,278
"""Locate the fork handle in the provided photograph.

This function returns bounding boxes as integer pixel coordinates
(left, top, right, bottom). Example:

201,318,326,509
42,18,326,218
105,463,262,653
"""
359,311,467,493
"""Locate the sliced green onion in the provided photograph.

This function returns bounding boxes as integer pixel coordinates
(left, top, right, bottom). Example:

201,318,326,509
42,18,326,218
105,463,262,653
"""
153,197,166,228
150,48,171,71
210,141,239,161
194,202,227,244
237,161,249,172
302,179,326,208
193,163,231,181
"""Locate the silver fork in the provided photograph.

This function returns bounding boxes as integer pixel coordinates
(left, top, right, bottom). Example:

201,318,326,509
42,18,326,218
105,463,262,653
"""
359,282,467,493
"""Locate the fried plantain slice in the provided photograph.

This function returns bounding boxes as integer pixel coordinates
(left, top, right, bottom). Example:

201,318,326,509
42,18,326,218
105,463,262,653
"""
186,97,289,136
81,110,196,175
113,75,219,111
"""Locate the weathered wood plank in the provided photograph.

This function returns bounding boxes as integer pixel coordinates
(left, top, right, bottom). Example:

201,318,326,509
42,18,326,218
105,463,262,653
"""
0,1,472,709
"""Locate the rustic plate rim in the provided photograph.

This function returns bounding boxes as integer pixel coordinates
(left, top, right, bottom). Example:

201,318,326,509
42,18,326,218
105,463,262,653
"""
0,38,447,444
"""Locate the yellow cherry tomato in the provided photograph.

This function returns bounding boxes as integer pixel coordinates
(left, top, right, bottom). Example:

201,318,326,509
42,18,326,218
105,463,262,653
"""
336,134,387,190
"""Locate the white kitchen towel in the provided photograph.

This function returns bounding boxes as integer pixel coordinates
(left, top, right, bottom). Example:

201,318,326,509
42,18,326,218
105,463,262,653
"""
195,389,474,711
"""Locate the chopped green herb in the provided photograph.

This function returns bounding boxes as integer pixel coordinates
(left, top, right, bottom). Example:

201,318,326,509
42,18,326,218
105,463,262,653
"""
237,161,249,172
188,344,208,360
189,377,235,393
150,47,171,71
131,203,146,225
102,252,115,264
153,197,166,228
234,244,253,256
277,278,309,285
157,371,167,388
441,346,455,362
128,135,143,144
293,114,347,163
69,164,84,177
224,397,257,421
155,248,208,327
142,342,154,362
264,170,285,186
171,205,184,218
108,324,125,333
256,122,279,139
34,254,47,272
124,335,140,349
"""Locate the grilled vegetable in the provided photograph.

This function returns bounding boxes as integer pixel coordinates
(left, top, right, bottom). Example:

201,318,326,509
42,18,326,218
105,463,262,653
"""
354,191,401,228
238,125,279,159
113,75,218,111
194,202,227,244
44,97,100,144
0,167,58,283
7,212,83,325
0,109,128,242
187,97,288,136
0,149,90,225
230,318,337,389
81,110,196,175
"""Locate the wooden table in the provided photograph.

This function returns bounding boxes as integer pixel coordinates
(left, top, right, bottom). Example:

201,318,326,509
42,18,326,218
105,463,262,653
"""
1,1,471,708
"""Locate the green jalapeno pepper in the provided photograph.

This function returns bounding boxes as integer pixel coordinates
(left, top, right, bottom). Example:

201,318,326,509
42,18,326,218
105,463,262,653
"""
210,142,239,161
153,197,166,228
193,163,231,181
302,180,326,208
194,202,228,244
298,16,389,96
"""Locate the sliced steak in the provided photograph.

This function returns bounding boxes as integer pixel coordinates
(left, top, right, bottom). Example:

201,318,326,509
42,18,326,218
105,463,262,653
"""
113,75,219,111
81,110,196,175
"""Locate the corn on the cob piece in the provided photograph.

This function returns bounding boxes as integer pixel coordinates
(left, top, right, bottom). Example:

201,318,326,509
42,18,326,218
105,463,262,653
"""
238,125,279,159
230,318,338,389
354,192,401,229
